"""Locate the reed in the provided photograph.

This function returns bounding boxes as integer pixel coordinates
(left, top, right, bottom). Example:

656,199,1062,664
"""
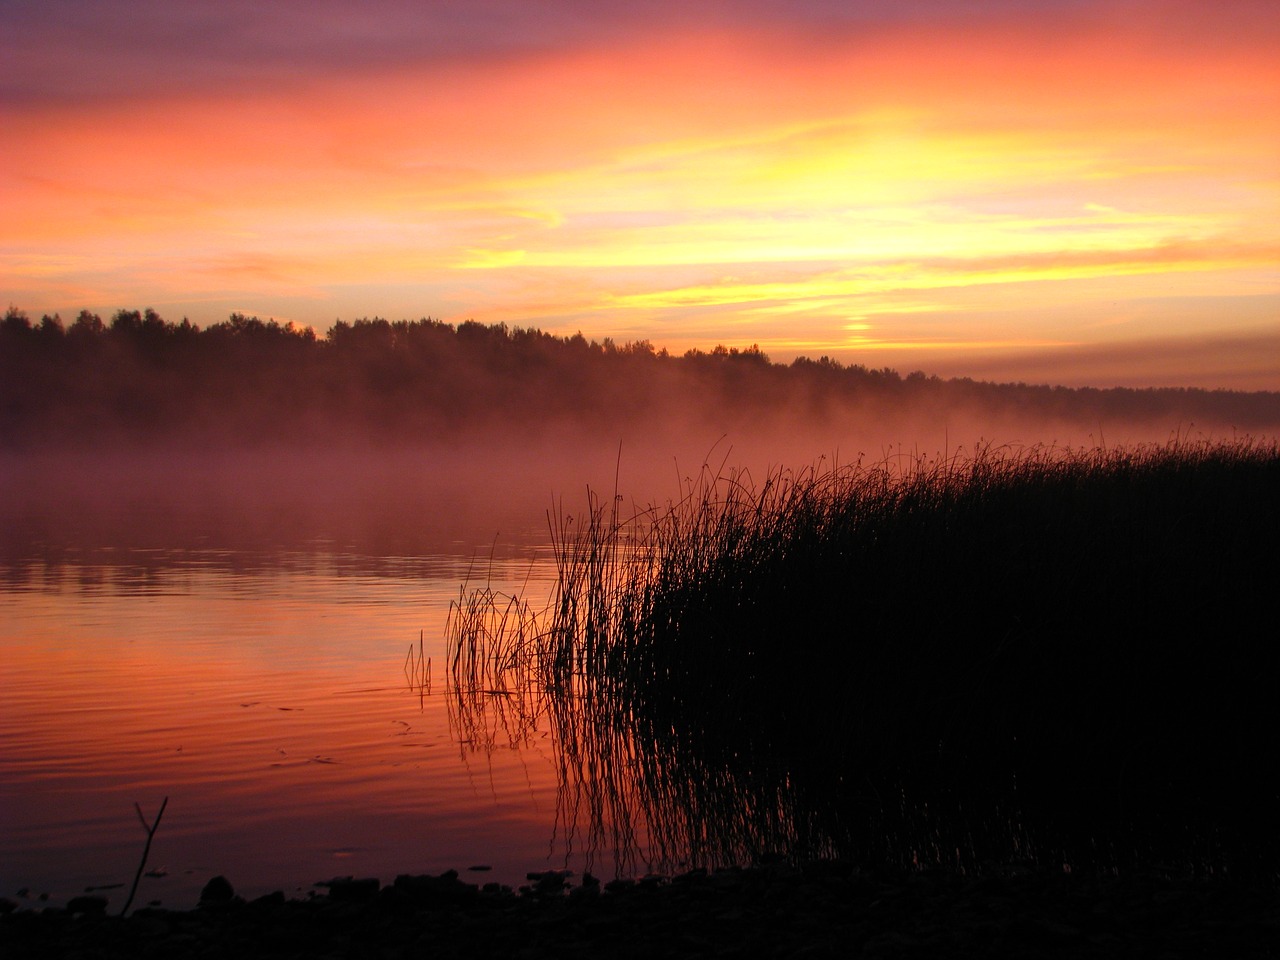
444,579,548,751
404,629,432,707
447,438,1280,879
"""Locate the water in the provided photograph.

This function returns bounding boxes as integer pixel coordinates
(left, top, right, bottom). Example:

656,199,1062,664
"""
0,541,577,910
0,439,747,911
9,440,1271,906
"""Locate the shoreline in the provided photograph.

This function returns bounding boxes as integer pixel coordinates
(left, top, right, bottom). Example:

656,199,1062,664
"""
4,861,1278,958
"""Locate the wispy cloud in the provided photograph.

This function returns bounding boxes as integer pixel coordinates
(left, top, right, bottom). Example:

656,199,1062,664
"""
2,0,1277,388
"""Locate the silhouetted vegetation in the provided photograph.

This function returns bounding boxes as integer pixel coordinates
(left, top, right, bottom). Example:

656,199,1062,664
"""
449,440,1280,881
3,305,1278,449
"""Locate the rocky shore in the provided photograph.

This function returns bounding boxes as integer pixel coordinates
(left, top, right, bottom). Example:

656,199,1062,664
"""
4,861,1278,959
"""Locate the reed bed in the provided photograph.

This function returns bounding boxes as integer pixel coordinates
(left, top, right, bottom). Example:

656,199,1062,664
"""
444,583,546,751
447,438,1280,879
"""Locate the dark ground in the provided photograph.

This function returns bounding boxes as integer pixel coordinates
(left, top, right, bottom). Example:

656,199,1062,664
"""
3,861,1278,959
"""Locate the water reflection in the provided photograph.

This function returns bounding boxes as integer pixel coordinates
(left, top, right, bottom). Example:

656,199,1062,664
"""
442,579,825,879
448,656,855,879
450,633,1254,884
0,542,563,910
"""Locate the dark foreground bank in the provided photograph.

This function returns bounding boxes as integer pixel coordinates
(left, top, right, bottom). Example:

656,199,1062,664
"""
4,862,1278,959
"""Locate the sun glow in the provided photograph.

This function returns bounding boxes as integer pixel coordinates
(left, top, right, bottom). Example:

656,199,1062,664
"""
3,3,1278,387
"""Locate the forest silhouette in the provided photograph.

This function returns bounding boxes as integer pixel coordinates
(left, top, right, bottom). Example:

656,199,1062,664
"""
3,305,1279,450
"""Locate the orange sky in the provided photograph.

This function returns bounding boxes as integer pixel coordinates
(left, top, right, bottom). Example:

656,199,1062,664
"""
3,1,1278,388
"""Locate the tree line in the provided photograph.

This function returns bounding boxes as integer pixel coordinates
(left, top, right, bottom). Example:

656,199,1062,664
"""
2,306,1277,448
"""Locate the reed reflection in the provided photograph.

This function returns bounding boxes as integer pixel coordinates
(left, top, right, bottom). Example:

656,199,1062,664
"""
447,440,1280,882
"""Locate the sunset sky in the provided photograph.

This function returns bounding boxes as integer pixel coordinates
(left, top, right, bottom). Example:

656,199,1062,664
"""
4,0,1278,389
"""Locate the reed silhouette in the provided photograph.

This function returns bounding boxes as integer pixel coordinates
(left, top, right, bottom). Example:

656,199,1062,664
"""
448,439,1280,880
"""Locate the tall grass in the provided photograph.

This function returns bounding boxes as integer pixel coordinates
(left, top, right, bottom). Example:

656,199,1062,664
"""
448,438,1280,878
444,582,544,751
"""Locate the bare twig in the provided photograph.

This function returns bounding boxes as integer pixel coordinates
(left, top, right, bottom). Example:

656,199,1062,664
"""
120,796,168,916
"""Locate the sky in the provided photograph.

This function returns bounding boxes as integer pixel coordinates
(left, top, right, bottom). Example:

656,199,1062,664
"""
3,0,1278,389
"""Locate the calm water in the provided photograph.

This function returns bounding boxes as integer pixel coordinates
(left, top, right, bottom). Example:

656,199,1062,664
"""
0,440,778,910
0,541,592,909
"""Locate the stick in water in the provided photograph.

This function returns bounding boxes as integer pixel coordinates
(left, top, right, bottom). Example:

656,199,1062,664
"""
120,796,168,917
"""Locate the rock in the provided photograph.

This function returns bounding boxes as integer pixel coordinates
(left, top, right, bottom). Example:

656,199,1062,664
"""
248,891,286,910
3,860,1277,959
65,895,108,916
392,870,479,905
199,875,235,904
526,870,572,896
326,877,380,903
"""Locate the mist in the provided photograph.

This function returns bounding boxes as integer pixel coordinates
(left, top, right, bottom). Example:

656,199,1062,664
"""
3,309,1278,559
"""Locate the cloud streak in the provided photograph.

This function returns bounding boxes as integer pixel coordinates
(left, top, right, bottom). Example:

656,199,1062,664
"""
3,0,1277,388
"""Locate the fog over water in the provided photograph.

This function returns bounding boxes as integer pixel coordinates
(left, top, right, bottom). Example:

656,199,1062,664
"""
4,311,1278,556
6,393,1275,560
